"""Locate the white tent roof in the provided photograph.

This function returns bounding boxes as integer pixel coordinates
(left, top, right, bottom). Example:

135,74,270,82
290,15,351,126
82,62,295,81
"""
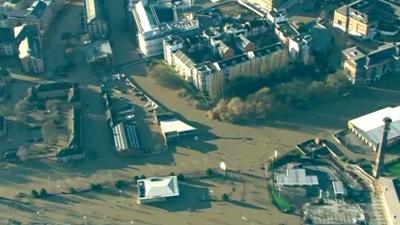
349,106,400,145
159,119,196,135
137,176,179,200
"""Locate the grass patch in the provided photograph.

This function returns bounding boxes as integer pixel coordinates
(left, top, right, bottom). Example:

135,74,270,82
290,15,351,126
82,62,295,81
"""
271,189,291,212
385,158,400,177
147,60,188,90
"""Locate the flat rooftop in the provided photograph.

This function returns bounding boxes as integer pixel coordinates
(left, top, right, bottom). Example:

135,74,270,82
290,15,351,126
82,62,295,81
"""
379,177,400,225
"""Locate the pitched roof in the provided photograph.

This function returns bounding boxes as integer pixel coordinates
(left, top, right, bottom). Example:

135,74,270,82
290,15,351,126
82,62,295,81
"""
174,50,196,68
137,176,179,200
366,43,398,66
349,106,400,146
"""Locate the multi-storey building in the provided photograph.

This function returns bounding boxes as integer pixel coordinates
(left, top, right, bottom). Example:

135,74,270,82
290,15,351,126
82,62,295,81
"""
333,0,395,39
342,43,400,83
18,25,44,74
0,27,16,56
132,0,198,57
83,0,108,40
6,0,65,35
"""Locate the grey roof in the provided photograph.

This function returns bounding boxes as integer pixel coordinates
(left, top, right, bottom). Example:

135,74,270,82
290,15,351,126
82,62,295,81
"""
84,40,112,63
27,81,72,102
366,43,399,66
112,122,141,152
174,50,196,68
343,46,367,62
343,43,399,68
253,42,283,57
336,0,378,24
137,176,179,201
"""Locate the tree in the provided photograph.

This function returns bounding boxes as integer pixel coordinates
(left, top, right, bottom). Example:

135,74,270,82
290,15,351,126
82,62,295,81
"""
140,175,146,179
16,146,28,161
90,183,103,191
70,187,77,194
325,70,350,91
177,173,185,181
39,188,48,198
46,99,61,113
115,180,126,189
206,168,214,176
222,193,230,201
15,100,28,123
31,189,39,198
41,120,57,144
133,176,140,183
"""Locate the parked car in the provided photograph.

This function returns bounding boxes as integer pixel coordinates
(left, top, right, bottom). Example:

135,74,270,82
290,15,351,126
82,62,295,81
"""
125,114,135,120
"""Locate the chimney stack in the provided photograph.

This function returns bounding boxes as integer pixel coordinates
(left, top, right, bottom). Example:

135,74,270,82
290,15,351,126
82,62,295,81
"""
373,117,392,178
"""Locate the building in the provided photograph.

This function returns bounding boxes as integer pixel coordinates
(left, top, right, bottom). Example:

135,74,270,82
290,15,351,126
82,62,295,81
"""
26,81,73,103
57,107,84,163
379,177,400,225
17,25,44,74
6,0,65,35
137,176,180,204
83,0,108,40
244,0,285,13
132,0,198,57
303,202,366,225
348,106,400,151
112,122,141,153
276,166,319,186
342,43,400,84
332,180,346,198
0,27,16,56
84,40,113,65
0,114,5,137
333,0,395,39
155,113,196,144
275,21,312,63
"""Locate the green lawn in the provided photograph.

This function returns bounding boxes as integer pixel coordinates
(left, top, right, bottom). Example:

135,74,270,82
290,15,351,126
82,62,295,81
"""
271,189,291,212
385,160,400,177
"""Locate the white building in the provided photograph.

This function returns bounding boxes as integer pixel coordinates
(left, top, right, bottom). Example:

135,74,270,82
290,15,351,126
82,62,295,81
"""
137,176,180,204
159,118,196,143
379,177,400,225
132,0,171,57
348,106,400,151
132,0,198,57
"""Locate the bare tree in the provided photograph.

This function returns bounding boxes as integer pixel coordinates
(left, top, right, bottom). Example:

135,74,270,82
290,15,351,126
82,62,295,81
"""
46,99,62,113
41,120,57,145
17,146,28,161
15,100,28,122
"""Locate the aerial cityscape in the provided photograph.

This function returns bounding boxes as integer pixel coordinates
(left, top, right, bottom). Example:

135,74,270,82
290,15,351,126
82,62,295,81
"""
0,0,399,224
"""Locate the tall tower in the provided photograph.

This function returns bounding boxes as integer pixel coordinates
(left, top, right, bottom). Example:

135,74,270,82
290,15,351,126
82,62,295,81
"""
373,117,392,178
